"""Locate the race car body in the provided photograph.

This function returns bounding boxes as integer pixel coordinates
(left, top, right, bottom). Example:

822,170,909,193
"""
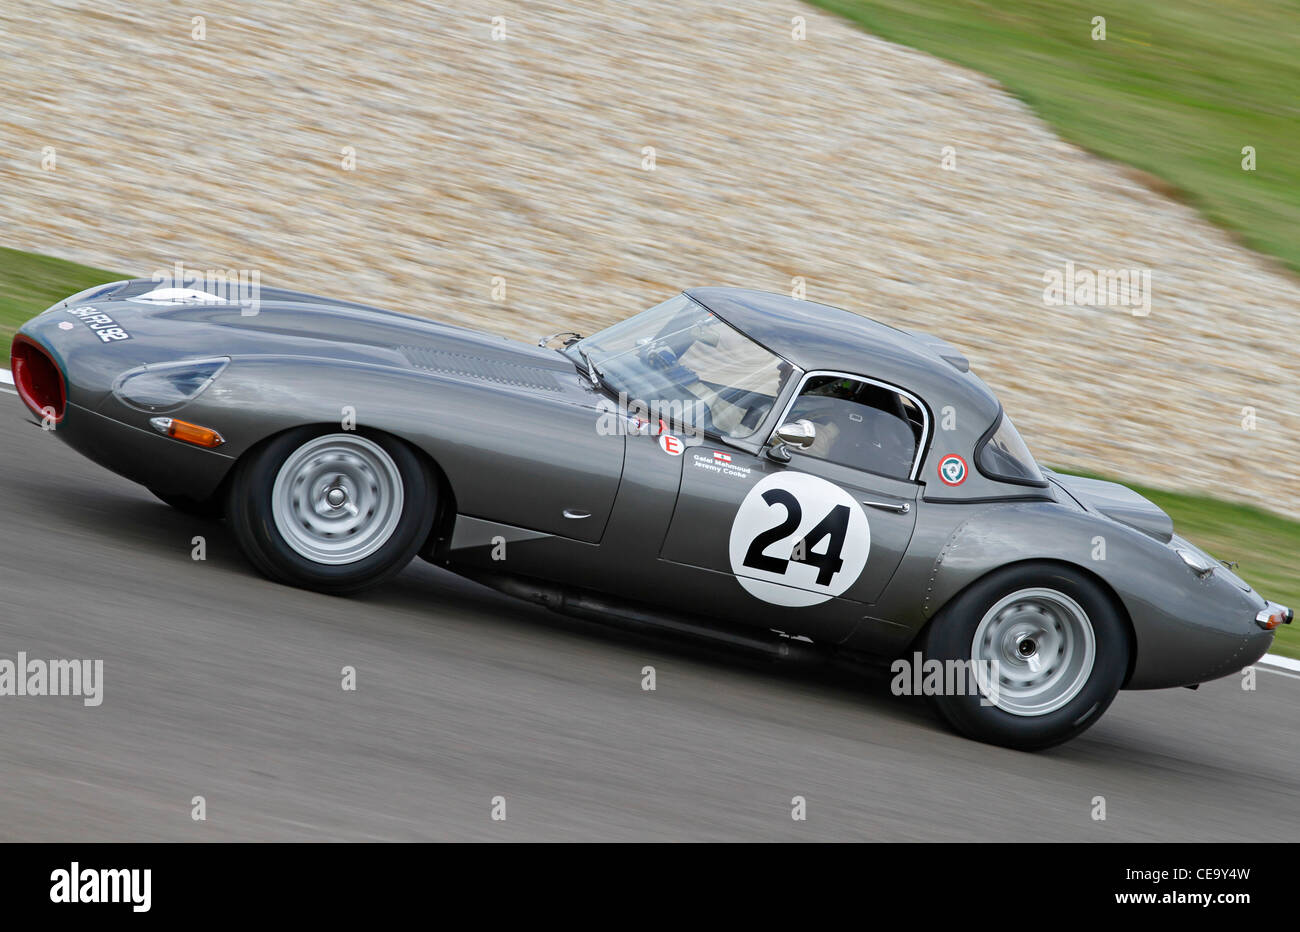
11,280,1288,748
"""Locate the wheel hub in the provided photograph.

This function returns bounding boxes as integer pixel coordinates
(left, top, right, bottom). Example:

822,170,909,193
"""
971,588,1096,716
271,435,404,565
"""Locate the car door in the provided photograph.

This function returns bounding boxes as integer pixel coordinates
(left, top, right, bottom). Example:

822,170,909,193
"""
659,371,925,616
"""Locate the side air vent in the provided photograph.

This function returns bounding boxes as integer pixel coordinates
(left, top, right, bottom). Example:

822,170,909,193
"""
397,345,562,392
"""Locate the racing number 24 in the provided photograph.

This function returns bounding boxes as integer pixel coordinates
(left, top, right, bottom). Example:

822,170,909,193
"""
741,489,848,586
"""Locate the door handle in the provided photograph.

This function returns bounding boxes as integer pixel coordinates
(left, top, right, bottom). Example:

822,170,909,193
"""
563,509,592,519
861,500,910,514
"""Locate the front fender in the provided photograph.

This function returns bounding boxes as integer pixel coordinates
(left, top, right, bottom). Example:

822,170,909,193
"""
93,355,626,544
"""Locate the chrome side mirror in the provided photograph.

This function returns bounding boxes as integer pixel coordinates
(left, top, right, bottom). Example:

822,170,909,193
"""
769,419,816,462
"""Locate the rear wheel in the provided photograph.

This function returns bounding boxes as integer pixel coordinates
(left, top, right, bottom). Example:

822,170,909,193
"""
921,563,1128,750
226,428,435,594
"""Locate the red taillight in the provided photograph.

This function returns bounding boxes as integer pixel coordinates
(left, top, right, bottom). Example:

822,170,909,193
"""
10,335,67,424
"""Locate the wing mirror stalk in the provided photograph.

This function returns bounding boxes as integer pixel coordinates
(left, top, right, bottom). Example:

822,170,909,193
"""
768,419,816,463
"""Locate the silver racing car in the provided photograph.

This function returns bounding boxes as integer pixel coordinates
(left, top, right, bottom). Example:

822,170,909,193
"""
10,281,1289,748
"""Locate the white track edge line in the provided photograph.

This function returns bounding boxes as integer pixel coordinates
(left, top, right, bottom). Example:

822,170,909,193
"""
1257,653,1300,672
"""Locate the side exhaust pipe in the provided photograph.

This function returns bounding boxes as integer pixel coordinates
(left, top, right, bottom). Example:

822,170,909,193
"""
461,570,826,664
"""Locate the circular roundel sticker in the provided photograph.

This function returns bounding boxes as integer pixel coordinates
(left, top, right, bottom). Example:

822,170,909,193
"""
728,472,871,607
659,434,685,456
938,454,968,486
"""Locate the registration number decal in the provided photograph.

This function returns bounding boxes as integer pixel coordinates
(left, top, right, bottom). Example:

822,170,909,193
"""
66,306,131,343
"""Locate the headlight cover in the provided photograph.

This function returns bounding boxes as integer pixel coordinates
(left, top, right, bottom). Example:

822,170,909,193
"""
112,357,229,413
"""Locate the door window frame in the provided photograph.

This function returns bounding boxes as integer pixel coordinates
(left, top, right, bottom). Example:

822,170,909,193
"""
764,369,932,482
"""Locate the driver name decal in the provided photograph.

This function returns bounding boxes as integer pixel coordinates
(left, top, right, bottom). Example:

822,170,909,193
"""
691,451,751,480
728,472,870,607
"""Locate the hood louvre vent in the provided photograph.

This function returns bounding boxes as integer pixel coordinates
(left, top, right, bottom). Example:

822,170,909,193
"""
397,345,562,392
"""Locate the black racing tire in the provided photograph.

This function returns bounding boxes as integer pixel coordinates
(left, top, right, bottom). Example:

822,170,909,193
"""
150,488,224,519
921,562,1128,751
225,427,435,595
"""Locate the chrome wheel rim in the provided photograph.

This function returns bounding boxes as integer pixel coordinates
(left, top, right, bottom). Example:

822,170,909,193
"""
271,434,404,565
971,587,1096,717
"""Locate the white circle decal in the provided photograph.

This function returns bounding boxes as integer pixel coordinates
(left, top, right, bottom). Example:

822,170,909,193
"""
728,472,871,607
659,434,684,456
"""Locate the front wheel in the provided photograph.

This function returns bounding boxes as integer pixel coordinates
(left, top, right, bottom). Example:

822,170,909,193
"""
921,563,1128,750
226,428,435,594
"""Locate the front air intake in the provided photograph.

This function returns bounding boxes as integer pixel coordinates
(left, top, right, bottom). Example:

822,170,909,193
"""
10,335,66,423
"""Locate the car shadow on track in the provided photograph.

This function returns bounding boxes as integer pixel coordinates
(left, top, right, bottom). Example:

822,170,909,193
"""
22,482,1247,769
30,483,955,738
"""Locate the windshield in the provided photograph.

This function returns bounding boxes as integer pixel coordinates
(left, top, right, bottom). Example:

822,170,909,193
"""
569,295,794,440
977,412,1046,485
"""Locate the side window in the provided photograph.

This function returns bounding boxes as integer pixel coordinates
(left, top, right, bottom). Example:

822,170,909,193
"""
784,375,923,480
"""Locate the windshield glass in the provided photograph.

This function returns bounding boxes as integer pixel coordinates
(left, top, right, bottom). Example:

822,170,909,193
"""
570,295,794,440
977,412,1045,485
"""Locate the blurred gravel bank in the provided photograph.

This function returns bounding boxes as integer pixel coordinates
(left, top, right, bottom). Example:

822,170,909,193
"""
1,1,1295,514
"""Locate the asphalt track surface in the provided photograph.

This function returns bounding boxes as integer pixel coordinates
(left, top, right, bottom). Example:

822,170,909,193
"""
1,395,1297,841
